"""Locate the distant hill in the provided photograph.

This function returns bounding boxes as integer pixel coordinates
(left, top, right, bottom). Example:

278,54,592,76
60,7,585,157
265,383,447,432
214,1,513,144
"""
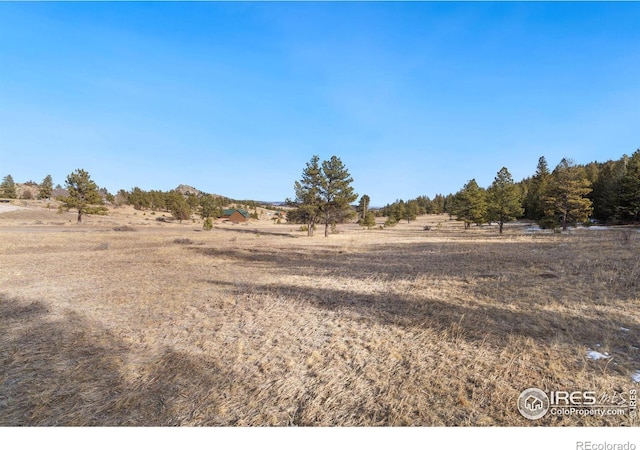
174,184,202,196
174,184,231,200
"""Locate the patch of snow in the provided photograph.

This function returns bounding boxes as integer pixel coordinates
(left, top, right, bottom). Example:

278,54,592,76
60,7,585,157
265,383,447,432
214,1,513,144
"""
620,327,630,332
632,371,640,383
0,203,26,214
586,350,611,360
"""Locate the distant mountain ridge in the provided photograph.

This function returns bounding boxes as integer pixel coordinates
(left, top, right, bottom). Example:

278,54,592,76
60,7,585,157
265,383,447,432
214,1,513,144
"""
174,184,229,199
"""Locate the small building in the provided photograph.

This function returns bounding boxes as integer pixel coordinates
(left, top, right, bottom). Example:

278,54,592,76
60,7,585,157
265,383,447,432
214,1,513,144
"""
222,208,250,223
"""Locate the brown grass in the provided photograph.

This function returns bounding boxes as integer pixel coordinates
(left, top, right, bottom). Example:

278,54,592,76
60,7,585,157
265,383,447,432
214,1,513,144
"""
1,206,639,426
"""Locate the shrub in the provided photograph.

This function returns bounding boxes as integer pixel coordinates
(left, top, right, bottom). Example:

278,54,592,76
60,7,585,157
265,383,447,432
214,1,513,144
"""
113,226,136,232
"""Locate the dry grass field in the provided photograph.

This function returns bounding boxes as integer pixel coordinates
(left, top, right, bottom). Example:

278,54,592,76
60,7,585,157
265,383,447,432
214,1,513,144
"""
1,202,639,426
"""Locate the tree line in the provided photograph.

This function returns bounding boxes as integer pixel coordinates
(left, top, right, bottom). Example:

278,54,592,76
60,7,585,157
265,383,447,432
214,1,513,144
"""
450,149,640,232
376,194,455,227
1,174,55,201
342,148,640,233
1,169,240,225
4,148,639,231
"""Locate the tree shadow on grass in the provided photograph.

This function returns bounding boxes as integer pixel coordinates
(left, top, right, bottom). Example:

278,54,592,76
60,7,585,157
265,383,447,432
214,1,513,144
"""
0,294,241,426
213,225,298,238
191,239,640,367
192,240,565,282
202,272,640,378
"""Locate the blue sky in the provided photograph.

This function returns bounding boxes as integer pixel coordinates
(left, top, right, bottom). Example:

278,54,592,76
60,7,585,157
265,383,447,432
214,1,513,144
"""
1,2,639,205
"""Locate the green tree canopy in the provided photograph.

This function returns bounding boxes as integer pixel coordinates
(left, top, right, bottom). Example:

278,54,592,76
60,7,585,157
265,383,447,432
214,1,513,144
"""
523,156,551,221
487,167,523,233
361,211,376,229
38,175,53,200
452,179,486,229
543,159,592,230
199,194,223,220
590,158,626,223
619,149,640,223
290,155,323,236
289,155,357,237
58,169,107,223
357,194,370,224
166,191,191,223
1,174,17,199
320,156,358,237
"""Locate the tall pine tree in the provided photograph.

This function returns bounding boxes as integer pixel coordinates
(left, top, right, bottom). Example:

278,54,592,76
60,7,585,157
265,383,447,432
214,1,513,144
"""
543,159,592,230
320,156,358,237
452,179,486,229
38,175,53,200
290,155,323,236
619,149,640,223
524,156,551,220
357,194,370,224
487,167,523,233
0,174,17,199
590,159,626,223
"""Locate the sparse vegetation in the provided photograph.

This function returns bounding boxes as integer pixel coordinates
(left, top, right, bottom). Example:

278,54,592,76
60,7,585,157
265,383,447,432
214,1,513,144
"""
113,225,136,232
0,206,638,426
1,148,639,427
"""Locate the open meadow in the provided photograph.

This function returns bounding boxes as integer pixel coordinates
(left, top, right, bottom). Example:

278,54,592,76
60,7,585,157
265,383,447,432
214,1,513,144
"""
1,203,639,426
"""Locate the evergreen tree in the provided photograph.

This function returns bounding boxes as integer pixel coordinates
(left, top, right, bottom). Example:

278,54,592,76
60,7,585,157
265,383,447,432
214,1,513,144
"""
452,179,486,229
149,190,166,211
290,155,323,236
444,193,455,215
404,200,420,223
416,195,432,214
543,159,592,230
591,159,626,223
129,187,151,210
200,194,222,219
619,149,640,223
357,194,370,223
0,174,17,199
38,175,53,200
394,201,406,224
487,167,523,233
58,169,107,223
361,211,376,229
166,191,191,223
186,193,200,211
433,194,446,215
114,189,129,207
320,156,358,237
523,156,551,220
